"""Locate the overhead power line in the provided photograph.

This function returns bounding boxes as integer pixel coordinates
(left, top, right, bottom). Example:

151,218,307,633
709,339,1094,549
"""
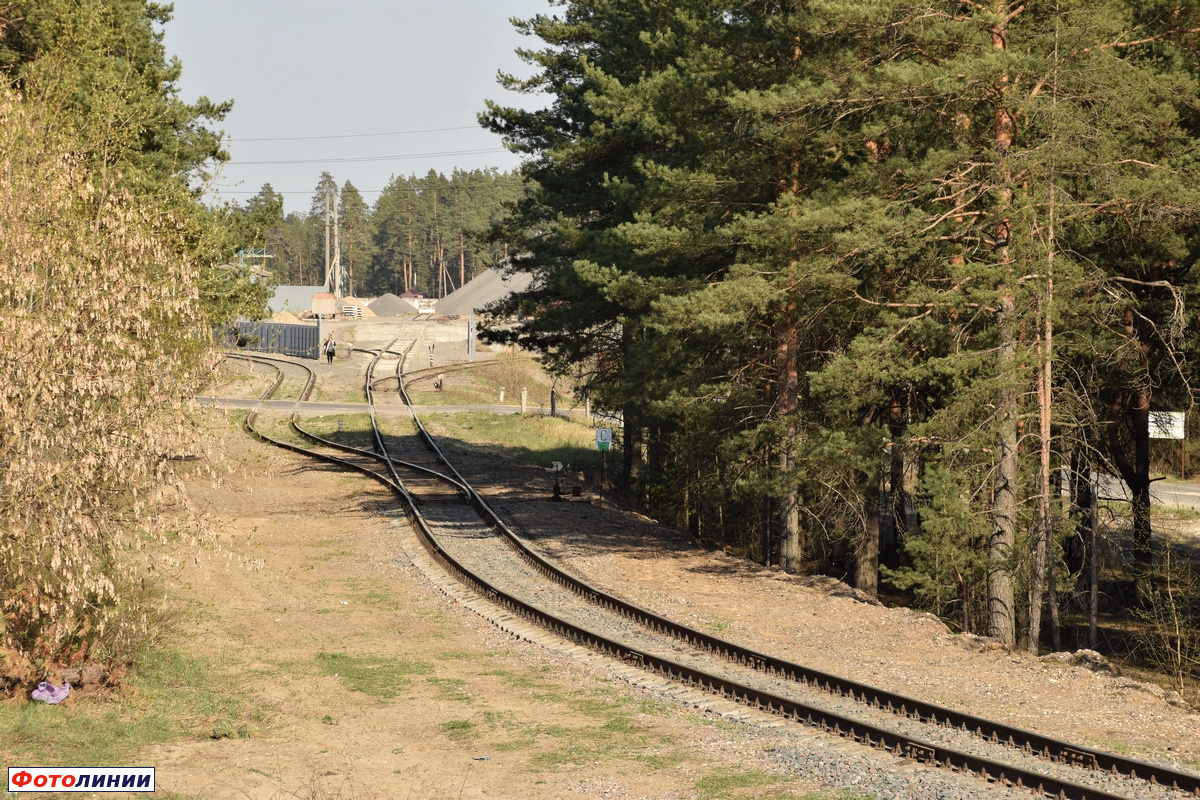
217,189,386,195
227,147,508,166
231,125,479,143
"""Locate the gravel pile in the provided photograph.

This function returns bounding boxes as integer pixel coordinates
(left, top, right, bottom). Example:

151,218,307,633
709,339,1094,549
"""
368,293,419,317
435,268,533,317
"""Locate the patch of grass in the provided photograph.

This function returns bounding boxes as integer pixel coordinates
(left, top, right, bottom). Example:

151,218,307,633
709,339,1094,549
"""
1099,499,1200,522
211,719,254,739
522,691,676,773
636,750,686,770
1083,736,1156,757
299,413,376,450
492,737,537,752
481,710,523,732
480,667,570,702
637,698,676,716
435,649,495,661
570,696,624,716
440,719,476,741
357,589,402,611
315,652,433,698
410,386,501,407
427,677,471,702
1157,506,1200,522
424,412,610,474
313,385,371,404
0,648,242,766
601,715,638,734
694,768,783,799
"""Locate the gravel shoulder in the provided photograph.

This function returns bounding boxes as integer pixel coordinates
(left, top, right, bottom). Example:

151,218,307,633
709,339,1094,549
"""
426,429,1200,769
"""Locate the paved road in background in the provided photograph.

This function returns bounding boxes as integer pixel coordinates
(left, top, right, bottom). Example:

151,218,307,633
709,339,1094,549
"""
1094,473,1200,509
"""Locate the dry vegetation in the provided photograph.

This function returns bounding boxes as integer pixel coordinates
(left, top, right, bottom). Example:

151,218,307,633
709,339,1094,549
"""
0,88,212,685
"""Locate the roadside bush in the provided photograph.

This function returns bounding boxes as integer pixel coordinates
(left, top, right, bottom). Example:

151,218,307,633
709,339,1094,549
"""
1135,546,1200,704
0,89,211,679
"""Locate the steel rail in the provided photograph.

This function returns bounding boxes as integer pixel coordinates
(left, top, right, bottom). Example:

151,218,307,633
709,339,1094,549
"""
391,350,1200,797
304,346,469,493
225,349,1160,799
372,359,483,391
222,351,467,492
357,349,1135,799
399,360,483,384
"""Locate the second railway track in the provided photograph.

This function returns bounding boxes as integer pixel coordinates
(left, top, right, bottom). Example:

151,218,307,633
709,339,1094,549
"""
226,346,1200,800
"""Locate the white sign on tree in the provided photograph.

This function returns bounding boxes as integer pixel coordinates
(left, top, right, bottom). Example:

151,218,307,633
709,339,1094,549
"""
1149,411,1186,440
595,428,612,451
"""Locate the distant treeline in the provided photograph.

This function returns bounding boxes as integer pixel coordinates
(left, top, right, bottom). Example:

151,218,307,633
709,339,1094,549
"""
228,168,524,297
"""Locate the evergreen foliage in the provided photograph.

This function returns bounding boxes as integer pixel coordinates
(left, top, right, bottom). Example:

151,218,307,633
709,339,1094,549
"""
244,169,523,297
484,0,1200,647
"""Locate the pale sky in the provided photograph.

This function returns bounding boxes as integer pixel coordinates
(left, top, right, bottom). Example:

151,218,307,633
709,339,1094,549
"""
163,0,553,214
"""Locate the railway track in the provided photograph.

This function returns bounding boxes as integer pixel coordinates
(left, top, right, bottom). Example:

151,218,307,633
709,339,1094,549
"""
225,346,1200,800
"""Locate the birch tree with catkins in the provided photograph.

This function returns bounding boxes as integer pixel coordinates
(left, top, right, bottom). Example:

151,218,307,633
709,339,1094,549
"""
0,91,216,676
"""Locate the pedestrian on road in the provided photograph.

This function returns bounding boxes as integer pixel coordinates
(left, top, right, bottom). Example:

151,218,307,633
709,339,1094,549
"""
324,335,336,365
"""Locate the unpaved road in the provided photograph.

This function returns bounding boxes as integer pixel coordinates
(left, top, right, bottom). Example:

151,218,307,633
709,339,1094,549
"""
152,411,828,799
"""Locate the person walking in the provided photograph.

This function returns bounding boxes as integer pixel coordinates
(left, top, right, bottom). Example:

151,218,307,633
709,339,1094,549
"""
324,335,336,365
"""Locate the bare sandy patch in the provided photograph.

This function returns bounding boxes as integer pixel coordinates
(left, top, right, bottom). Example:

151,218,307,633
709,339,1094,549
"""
149,413,825,800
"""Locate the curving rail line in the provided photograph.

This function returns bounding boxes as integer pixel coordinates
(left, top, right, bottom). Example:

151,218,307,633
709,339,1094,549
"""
223,349,1199,800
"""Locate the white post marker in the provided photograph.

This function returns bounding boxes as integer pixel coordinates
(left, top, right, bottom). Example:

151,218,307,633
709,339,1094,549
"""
595,428,612,451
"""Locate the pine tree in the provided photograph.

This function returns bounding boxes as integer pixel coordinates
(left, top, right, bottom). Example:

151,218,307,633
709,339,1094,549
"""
339,181,376,297
486,0,1200,641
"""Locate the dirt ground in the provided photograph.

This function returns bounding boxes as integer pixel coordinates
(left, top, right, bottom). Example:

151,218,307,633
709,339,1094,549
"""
149,411,827,800
158,345,1200,800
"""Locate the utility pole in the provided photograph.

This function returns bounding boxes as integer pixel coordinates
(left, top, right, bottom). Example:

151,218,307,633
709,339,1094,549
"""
332,187,343,300
323,190,332,292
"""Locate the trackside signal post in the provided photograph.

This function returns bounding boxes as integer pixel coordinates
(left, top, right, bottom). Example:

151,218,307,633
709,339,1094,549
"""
596,428,612,487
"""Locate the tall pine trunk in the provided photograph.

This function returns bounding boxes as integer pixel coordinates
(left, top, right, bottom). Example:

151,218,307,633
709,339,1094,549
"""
986,2,1022,647
885,400,907,569
777,299,803,573
990,291,1019,646
857,465,881,597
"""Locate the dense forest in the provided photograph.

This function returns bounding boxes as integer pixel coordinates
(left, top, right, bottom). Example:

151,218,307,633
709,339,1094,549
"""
227,168,523,298
481,0,1200,664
